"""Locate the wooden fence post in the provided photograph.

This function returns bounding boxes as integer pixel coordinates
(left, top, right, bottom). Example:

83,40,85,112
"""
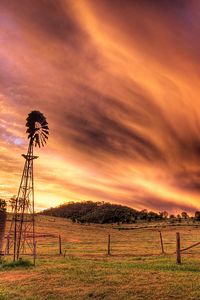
176,232,181,264
107,234,111,255
7,235,10,255
59,235,62,255
33,241,36,266
159,231,165,254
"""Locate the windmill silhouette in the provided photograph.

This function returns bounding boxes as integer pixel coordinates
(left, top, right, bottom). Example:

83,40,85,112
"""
6,111,49,262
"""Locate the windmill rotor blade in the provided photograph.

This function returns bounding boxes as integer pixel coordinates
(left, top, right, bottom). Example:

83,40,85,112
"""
42,128,49,133
40,136,44,147
42,137,47,144
26,125,34,131
37,115,43,122
42,132,49,139
41,133,47,143
41,125,49,130
42,129,49,135
41,135,46,145
41,120,48,126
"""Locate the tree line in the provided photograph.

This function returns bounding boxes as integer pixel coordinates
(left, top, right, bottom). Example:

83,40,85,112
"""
40,201,200,224
2,198,200,224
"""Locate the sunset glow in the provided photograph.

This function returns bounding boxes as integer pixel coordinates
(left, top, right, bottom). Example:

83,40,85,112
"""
1,0,200,213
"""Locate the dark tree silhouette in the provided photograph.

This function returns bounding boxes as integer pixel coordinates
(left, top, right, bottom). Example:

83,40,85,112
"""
0,199,6,212
41,201,166,224
181,211,188,219
195,211,200,221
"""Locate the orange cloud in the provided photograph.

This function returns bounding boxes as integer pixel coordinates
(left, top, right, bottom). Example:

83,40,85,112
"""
1,0,200,214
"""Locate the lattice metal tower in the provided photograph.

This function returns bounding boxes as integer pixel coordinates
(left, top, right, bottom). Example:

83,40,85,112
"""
6,111,49,261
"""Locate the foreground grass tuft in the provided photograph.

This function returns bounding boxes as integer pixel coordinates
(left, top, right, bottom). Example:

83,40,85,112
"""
1,259,33,269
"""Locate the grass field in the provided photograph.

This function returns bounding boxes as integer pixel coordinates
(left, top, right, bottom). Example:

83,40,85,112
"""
1,216,200,299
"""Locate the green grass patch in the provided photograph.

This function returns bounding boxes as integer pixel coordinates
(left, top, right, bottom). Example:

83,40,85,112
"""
0,259,33,269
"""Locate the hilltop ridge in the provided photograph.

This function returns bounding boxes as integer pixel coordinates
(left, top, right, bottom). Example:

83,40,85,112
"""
41,201,163,224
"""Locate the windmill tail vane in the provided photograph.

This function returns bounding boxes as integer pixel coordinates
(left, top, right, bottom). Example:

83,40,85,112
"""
5,111,49,262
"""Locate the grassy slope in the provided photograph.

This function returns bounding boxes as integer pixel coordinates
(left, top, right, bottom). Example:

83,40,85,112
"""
1,216,200,300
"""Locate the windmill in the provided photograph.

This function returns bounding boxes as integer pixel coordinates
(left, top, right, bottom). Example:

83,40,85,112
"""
6,111,49,262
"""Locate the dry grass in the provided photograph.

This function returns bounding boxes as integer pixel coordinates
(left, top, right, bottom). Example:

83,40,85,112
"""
1,216,200,299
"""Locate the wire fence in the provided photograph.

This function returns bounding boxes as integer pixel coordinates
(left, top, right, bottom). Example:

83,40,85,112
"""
3,216,200,263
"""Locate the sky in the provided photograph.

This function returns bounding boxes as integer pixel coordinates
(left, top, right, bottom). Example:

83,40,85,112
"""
1,0,200,214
